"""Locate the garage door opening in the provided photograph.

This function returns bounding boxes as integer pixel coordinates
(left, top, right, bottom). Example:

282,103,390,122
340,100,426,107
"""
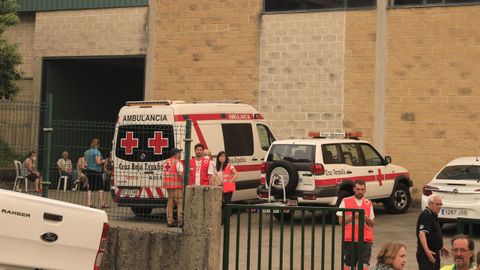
41,57,145,122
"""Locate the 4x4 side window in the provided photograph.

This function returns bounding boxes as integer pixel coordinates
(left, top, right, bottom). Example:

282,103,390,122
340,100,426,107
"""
360,144,384,166
322,144,342,164
267,144,315,163
257,124,276,151
340,143,363,166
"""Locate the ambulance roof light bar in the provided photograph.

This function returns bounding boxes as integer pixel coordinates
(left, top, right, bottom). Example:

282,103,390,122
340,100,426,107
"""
193,100,242,104
126,100,186,106
308,131,363,139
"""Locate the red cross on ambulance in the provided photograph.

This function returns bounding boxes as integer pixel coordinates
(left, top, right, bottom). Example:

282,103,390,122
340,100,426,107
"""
120,132,139,155
148,131,169,155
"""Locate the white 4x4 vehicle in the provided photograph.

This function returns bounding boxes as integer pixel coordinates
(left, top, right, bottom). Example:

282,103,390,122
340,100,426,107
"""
257,133,412,216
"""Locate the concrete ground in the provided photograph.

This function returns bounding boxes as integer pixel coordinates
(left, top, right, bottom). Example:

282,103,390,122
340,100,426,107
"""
23,189,480,269
223,204,480,270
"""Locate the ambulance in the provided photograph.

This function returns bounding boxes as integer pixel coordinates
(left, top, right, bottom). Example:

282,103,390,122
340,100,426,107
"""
110,100,276,216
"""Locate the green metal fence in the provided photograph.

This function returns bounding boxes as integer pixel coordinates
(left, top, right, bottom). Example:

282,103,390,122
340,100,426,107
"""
223,204,365,270
0,99,44,194
0,95,192,224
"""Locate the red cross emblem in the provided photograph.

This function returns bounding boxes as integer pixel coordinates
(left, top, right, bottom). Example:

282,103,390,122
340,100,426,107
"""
148,131,169,155
164,160,171,172
377,169,384,186
120,132,139,155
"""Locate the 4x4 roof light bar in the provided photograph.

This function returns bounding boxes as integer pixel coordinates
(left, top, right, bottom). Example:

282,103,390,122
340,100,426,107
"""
308,131,363,139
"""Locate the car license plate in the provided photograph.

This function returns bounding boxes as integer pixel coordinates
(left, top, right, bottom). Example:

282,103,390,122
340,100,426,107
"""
441,208,468,217
120,189,139,197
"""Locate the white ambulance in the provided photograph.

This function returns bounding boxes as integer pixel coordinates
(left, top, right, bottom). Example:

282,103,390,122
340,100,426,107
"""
110,100,276,216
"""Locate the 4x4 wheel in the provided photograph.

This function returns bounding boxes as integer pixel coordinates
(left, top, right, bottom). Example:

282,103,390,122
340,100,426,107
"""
266,161,299,197
384,183,411,214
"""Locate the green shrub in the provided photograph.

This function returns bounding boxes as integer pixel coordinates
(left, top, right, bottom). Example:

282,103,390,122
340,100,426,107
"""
0,139,25,168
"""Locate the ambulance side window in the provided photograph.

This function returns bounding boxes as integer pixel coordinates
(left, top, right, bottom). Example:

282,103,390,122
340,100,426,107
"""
257,124,276,151
222,124,254,156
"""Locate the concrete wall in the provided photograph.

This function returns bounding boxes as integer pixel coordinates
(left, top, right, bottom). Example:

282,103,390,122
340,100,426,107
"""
343,10,377,143
33,7,148,57
102,186,222,270
386,6,480,189
259,12,346,139
4,13,36,100
152,0,263,105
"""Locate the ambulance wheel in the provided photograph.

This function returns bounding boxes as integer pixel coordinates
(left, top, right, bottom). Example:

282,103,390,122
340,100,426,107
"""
273,211,292,221
384,183,411,214
131,206,153,216
331,190,352,224
266,161,298,197
336,190,352,207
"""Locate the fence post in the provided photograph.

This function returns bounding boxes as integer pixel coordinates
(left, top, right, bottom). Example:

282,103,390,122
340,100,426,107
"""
357,210,365,270
182,120,192,228
41,93,53,198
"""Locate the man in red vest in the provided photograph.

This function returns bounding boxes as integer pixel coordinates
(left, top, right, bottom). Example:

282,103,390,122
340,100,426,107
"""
163,148,184,227
337,180,375,270
189,143,214,186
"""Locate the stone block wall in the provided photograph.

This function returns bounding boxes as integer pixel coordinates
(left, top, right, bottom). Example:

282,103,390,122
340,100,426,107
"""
153,0,263,106
259,12,346,139
4,13,36,100
386,6,480,187
343,10,377,143
33,7,148,57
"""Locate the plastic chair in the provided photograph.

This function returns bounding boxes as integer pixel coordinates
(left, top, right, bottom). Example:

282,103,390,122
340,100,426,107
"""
57,168,68,192
13,160,27,192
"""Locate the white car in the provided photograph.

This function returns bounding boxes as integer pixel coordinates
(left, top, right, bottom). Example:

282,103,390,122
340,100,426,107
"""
421,157,480,223
257,132,413,218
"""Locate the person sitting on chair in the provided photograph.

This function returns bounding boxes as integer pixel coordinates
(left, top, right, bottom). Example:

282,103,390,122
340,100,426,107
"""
22,150,42,193
75,154,88,191
57,150,73,189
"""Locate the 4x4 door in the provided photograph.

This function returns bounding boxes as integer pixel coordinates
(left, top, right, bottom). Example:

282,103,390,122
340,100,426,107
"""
322,143,390,198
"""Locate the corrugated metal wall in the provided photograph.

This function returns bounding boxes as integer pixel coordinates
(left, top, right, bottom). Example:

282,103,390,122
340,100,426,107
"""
16,0,148,12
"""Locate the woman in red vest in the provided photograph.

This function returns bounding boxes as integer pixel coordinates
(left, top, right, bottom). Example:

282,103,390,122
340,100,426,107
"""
216,151,238,224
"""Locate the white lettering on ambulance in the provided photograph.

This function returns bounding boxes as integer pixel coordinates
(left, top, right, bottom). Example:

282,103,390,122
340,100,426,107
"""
123,115,168,122
227,114,252,120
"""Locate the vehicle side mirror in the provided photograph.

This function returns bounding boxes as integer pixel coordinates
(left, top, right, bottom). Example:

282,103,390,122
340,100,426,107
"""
385,156,392,164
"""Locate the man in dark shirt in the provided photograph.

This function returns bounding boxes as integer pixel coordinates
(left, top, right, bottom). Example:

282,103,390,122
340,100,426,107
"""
416,194,450,270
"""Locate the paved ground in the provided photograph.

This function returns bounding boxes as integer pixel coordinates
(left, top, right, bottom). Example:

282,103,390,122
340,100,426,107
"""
223,204,480,270
28,190,480,269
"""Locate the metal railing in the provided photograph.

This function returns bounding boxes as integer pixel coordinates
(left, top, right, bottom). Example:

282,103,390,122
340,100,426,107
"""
223,204,365,270
0,94,193,223
0,98,44,194
43,119,190,222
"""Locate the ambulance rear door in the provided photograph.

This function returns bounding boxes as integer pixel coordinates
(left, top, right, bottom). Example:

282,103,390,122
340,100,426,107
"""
113,107,175,203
